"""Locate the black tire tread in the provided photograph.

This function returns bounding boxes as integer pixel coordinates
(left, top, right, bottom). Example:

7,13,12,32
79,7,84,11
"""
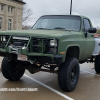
1,57,10,79
95,55,100,73
1,57,25,81
58,57,79,92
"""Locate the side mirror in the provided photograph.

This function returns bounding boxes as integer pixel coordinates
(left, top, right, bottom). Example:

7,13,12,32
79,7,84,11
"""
88,27,97,33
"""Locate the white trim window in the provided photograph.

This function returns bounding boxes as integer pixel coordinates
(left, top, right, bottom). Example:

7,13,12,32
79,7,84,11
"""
11,7,13,13
8,6,13,13
0,17,2,30
1,5,4,10
8,6,10,12
8,19,12,30
0,4,4,11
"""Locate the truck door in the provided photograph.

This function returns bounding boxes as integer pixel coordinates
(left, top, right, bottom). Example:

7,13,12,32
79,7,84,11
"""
81,18,95,60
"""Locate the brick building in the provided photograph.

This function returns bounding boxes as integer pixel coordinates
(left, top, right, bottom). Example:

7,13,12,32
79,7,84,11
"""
0,0,25,31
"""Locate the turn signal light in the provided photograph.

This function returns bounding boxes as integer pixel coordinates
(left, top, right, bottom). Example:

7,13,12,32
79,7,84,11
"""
60,52,65,54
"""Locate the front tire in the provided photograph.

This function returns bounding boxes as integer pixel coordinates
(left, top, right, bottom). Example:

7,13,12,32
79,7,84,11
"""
58,57,80,92
95,55,100,73
1,57,25,81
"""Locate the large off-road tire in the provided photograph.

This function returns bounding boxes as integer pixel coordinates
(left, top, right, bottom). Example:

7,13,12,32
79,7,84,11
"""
1,57,25,81
58,57,80,92
95,55,100,73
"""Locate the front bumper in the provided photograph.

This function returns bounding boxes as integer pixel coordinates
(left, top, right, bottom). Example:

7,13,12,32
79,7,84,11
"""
0,50,63,65
35,55,63,65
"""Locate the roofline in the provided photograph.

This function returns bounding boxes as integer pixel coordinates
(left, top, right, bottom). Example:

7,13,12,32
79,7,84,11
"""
13,0,26,4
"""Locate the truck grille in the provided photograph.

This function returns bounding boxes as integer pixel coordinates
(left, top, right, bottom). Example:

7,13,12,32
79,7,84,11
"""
12,36,29,47
0,35,57,54
12,39,29,47
28,37,51,53
0,35,10,48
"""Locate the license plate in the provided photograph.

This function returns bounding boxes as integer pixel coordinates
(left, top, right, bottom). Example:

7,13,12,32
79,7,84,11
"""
18,54,28,61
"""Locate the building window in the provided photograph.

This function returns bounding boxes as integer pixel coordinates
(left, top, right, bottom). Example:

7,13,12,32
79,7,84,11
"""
11,7,13,13
0,17,2,30
8,19,12,30
1,5,4,10
0,4,4,11
8,6,10,12
8,6,14,13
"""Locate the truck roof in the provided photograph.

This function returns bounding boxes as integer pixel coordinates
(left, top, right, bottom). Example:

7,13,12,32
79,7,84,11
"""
41,15,89,19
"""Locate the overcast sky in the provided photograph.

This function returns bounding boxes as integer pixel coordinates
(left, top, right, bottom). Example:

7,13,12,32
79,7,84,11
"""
23,0,100,27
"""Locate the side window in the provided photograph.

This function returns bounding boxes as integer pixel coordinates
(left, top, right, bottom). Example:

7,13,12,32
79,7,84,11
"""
83,19,91,31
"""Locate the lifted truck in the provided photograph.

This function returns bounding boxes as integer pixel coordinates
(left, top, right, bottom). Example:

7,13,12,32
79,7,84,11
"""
0,15,99,92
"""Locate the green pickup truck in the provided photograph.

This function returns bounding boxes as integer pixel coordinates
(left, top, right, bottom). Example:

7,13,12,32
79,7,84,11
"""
0,15,99,92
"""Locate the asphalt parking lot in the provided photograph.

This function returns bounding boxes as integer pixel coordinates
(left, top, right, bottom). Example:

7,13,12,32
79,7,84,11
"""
0,57,100,100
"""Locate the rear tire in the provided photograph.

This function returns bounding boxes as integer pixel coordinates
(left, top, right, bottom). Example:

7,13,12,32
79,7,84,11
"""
95,55,100,73
1,57,25,81
58,57,80,92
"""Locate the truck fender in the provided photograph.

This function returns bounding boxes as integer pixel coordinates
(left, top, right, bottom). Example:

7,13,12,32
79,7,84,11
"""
63,45,80,62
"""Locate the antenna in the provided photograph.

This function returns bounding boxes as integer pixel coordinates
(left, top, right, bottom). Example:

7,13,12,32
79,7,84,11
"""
70,0,72,15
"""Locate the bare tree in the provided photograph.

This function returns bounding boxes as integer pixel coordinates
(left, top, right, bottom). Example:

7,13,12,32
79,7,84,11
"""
22,5,33,25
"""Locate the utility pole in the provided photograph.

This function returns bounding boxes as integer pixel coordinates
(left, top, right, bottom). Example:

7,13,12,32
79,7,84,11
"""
70,0,72,15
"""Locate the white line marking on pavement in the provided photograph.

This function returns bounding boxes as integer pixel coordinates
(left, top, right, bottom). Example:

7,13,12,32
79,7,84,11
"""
81,70,100,76
24,74,74,100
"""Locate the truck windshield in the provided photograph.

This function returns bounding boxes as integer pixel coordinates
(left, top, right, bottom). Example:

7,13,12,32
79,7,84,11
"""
32,16,81,31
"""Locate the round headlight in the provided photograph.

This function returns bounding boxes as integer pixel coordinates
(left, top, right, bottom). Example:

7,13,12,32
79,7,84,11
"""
50,40,57,46
3,36,6,41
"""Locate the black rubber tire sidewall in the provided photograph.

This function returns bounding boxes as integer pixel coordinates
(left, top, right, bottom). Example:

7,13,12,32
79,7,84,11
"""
58,57,80,92
1,57,25,81
1,57,10,79
95,55,100,73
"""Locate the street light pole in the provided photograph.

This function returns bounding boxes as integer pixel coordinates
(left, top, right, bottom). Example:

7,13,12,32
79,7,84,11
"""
70,0,72,15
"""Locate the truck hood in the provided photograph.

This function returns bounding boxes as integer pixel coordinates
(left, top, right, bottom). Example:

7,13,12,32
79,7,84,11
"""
1,30,78,38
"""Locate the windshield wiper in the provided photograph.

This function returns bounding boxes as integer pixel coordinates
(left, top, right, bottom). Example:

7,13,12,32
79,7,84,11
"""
53,27,67,30
36,28,51,30
54,27,74,31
